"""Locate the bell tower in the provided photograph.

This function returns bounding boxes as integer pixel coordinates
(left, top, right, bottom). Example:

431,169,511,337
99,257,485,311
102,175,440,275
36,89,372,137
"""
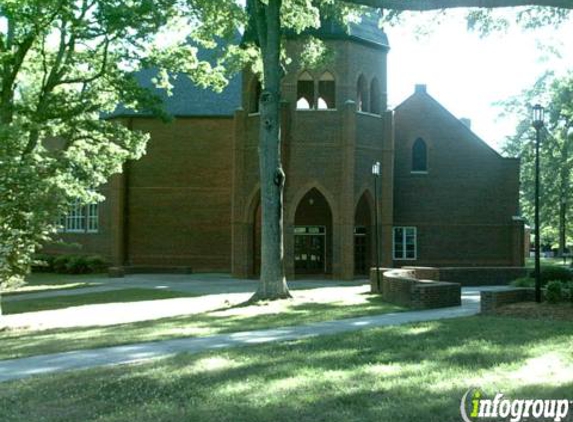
232,12,394,280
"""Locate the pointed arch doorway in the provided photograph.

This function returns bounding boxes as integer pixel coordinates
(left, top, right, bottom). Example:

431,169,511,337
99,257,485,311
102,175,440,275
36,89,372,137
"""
294,188,333,275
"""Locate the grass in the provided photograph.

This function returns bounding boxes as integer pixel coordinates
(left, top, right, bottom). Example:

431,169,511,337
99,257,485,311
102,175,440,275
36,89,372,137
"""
2,273,103,295
0,316,571,422
2,288,196,315
0,292,402,360
525,256,572,268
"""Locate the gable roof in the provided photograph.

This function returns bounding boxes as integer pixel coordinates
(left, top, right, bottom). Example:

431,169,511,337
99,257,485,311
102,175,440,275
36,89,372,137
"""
106,69,242,119
394,85,512,160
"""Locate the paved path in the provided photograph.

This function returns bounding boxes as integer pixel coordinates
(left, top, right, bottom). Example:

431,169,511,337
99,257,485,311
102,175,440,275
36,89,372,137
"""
0,286,505,383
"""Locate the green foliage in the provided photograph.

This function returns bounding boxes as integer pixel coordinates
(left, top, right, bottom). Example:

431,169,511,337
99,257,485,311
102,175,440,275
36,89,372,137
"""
545,280,564,304
0,0,233,287
510,277,534,288
537,265,573,284
501,72,573,252
31,254,56,273
50,255,107,275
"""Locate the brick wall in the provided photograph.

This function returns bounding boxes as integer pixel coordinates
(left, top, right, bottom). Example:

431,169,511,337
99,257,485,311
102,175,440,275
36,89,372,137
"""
125,117,234,271
393,87,523,268
370,267,461,309
405,266,527,286
481,288,535,314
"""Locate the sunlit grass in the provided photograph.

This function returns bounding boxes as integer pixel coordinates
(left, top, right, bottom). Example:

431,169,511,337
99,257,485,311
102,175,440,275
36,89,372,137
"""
0,290,402,360
1,316,571,422
2,273,102,295
3,289,196,315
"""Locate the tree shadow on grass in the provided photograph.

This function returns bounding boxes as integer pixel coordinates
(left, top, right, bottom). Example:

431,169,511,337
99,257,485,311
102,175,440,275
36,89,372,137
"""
3,316,571,422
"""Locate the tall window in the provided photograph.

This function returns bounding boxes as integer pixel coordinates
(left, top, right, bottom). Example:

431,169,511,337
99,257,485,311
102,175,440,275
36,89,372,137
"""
393,227,417,260
370,78,381,115
318,71,335,109
60,200,99,233
249,79,262,113
357,74,368,112
412,138,428,172
297,71,314,109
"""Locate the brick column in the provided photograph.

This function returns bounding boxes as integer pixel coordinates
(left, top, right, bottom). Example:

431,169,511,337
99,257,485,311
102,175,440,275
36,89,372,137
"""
231,108,249,278
109,172,126,267
511,217,525,267
337,100,357,280
381,110,395,267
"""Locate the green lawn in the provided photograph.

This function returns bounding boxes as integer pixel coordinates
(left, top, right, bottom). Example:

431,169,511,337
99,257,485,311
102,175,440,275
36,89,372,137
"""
0,294,402,360
2,288,195,315
2,273,102,295
1,316,571,422
525,256,572,268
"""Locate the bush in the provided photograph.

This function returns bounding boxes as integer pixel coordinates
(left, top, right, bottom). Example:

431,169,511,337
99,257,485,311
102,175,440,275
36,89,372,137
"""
511,277,534,288
65,255,90,274
565,282,573,303
31,254,55,272
85,255,107,273
52,255,70,273
529,266,573,285
50,254,108,274
545,281,564,304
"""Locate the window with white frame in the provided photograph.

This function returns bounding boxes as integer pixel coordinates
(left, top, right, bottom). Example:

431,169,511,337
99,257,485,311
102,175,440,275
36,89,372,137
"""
60,200,99,233
393,227,417,260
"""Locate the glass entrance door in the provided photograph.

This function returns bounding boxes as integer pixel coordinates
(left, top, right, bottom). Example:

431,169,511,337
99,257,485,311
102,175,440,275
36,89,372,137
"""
294,226,326,273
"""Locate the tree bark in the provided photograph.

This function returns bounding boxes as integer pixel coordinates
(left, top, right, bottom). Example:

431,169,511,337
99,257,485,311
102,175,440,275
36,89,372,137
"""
250,0,291,301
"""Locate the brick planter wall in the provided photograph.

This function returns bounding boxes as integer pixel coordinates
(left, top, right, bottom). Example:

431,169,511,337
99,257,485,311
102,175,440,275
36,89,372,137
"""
405,266,527,286
412,281,461,309
370,268,461,309
480,288,535,314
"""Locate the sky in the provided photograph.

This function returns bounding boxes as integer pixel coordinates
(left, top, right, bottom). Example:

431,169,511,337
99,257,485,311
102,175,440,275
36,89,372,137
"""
384,10,573,152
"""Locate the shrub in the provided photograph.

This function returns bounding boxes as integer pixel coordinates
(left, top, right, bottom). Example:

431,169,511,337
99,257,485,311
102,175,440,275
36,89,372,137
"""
529,266,573,285
50,254,108,274
31,254,55,272
511,277,534,288
85,255,107,273
565,281,573,303
65,255,90,274
52,255,70,273
545,280,564,304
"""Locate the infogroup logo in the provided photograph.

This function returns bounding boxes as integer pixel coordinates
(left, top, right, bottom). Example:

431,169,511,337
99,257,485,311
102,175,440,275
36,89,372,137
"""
461,387,571,422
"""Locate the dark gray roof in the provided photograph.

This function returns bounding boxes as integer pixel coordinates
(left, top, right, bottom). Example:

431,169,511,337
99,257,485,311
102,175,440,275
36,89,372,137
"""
292,11,389,49
107,68,242,118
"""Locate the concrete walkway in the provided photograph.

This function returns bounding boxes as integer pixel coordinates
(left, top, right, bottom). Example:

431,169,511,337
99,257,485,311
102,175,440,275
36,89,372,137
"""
0,286,504,383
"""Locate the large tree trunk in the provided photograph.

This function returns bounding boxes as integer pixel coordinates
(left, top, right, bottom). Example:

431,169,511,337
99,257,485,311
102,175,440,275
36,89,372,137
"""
250,0,291,301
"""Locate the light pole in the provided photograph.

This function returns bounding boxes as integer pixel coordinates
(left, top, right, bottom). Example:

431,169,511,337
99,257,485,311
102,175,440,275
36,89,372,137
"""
532,104,544,304
372,161,381,292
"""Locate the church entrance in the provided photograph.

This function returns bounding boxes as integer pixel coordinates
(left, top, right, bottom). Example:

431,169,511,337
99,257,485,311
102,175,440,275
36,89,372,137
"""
294,226,326,273
294,188,333,275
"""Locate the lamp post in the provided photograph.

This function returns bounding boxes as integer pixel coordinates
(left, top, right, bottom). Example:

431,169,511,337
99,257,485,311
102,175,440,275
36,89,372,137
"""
372,161,381,292
532,104,544,303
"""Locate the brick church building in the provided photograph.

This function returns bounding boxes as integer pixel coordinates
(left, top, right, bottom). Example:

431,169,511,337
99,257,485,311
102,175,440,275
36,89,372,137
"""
55,16,525,280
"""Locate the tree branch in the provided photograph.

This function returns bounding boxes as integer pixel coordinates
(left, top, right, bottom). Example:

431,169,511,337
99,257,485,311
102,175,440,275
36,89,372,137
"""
348,0,573,10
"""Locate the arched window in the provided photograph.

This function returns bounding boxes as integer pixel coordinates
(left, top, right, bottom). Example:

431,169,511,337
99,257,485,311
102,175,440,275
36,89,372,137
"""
318,71,335,109
370,78,381,115
357,75,368,112
297,71,314,109
249,79,262,113
412,138,428,172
